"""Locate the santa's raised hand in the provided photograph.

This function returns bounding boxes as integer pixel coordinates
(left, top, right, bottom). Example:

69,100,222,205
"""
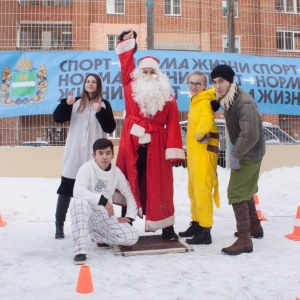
122,29,135,40
66,91,75,105
92,98,102,113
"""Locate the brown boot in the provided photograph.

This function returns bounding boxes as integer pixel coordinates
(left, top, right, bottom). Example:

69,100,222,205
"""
250,221,263,238
222,202,253,255
222,232,253,255
247,197,264,238
234,197,264,238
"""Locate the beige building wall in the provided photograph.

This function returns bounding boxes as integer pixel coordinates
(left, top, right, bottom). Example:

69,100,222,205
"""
0,145,299,178
89,23,147,50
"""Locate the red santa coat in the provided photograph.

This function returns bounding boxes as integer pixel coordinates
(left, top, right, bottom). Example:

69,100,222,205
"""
114,38,185,232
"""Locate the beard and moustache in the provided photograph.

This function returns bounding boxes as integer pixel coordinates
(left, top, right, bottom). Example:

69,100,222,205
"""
131,69,172,117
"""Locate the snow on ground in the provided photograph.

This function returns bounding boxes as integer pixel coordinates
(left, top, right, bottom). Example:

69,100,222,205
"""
0,166,300,300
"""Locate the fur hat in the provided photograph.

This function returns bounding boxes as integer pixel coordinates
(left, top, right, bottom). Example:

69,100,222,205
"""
211,64,235,83
138,56,160,72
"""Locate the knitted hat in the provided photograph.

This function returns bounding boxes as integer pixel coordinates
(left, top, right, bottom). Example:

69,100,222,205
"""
211,65,235,83
138,56,160,72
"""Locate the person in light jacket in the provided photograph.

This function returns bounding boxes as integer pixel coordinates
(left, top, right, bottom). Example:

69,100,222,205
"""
53,74,116,240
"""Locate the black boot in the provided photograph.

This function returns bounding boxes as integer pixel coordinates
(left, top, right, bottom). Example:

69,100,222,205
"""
222,202,253,255
162,225,178,241
55,224,64,240
178,221,202,237
186,227,212,245
234,197,264,239
55,194,71,239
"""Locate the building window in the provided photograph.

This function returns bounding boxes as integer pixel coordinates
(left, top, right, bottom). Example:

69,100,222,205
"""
222,0,238,17
20,0,39,5
107,0,124,14
275,0,300,13
276,30,300,51
109,118,124,139
20,0,72,6
107,34,118,50
18,23,72,50
165,0,181,16
222,36,240,53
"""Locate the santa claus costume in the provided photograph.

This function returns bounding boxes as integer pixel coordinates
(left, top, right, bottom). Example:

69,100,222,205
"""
113,30,185,239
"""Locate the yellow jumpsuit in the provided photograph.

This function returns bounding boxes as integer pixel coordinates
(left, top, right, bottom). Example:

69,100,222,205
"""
187,87,220,228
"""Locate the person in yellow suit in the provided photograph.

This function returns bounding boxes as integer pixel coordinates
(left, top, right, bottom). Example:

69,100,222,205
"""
179,71,220,245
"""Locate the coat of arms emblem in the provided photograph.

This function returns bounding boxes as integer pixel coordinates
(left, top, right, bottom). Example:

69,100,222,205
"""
1,57,48,106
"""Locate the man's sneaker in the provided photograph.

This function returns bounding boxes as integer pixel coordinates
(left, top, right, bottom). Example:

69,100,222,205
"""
97,243,111,249
73,254,86,265
162,225,179,241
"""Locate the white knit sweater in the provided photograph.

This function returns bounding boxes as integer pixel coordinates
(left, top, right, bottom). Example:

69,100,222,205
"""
73,160,138,220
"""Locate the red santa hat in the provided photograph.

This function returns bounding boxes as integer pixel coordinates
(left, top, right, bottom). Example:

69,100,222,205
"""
138,56,160,72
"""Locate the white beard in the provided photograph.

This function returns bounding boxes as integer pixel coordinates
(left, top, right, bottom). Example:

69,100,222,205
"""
131,69,172,117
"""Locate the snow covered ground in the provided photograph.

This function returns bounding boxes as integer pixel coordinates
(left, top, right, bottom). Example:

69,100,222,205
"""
0,166,300,300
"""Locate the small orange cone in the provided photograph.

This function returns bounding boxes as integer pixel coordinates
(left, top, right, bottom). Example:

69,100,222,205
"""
253,194,267,221
0,215,7,227
75,265,95,299
285,206,300,241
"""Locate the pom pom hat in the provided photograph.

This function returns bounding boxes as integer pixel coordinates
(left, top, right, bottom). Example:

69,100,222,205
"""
211,64,235,83
138,56,160,72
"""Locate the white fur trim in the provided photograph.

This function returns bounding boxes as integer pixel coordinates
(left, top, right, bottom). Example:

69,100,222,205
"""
145,215,175,232
165,148,185,160
130,124,145,137
139,133,151,144
138,57,159,72
116,39,136,55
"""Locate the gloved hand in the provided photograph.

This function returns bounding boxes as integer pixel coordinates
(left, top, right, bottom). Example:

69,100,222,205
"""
119,29,138,53
196,134,210,144
210,100,221,112
230,154,240,169
119,29,137,41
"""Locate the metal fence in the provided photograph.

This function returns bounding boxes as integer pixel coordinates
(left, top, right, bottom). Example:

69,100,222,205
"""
0,0,299,146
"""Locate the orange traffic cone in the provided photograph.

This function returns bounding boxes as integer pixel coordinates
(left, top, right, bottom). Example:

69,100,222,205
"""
0,215,7,227
285,206,300,241
296,280,300,300
253,194,267,221
75,265,95,299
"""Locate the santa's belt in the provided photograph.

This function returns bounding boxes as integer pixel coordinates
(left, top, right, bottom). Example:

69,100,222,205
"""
126,115,164,144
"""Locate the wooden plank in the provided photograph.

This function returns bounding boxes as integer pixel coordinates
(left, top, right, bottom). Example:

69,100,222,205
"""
113,235,194,257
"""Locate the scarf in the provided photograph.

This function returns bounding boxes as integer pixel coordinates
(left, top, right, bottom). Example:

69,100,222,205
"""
219,82,238,111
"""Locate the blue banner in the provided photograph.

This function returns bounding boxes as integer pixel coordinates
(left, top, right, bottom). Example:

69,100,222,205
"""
0,50,299,117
